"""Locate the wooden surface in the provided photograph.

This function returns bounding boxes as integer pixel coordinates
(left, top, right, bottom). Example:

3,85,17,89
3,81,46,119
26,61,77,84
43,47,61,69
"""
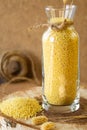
0,83,87,130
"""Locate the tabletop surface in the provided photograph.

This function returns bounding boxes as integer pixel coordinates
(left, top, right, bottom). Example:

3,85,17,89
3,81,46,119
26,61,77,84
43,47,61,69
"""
0,82,87,130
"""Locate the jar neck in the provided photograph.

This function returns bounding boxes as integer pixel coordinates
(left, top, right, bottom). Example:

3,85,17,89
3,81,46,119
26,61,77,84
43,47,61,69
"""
48,18,74,31
45,5,77,22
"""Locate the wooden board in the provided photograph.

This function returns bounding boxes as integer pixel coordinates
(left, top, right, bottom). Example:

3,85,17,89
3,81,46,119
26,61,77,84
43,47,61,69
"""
0,84,87,130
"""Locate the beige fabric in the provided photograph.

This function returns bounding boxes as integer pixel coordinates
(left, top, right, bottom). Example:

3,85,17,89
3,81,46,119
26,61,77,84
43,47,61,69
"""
0,0,87,85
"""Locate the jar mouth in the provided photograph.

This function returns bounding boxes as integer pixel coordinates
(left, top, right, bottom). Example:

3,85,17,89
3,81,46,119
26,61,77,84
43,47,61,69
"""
45,5,77,11
45,5,77,21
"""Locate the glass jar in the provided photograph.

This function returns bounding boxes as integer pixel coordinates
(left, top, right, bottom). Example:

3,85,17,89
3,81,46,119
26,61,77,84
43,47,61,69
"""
42,5,80,113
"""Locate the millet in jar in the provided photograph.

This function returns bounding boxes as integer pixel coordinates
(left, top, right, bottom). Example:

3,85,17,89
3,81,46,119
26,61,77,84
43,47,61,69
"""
42,17,79,105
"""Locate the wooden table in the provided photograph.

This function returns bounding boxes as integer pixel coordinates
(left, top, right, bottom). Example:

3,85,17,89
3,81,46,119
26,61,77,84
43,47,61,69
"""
0,82,87,130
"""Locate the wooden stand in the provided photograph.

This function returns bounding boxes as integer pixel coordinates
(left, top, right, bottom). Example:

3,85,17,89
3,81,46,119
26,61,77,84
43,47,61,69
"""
0,83,87,130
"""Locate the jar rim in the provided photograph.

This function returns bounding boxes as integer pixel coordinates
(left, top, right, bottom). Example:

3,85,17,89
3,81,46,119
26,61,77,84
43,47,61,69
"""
45,5,77,11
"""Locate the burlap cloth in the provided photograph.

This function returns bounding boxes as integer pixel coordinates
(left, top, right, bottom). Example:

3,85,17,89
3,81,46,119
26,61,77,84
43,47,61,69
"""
0,0,87,84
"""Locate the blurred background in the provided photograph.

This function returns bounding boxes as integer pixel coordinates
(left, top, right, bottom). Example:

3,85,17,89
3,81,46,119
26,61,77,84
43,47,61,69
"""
0,0,87,85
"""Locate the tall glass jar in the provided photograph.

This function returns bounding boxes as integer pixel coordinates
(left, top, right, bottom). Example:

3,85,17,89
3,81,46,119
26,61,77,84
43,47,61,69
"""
42,5,80,113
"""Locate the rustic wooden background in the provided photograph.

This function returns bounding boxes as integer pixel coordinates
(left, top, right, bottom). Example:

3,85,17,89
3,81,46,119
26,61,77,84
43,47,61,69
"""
0,0,87,85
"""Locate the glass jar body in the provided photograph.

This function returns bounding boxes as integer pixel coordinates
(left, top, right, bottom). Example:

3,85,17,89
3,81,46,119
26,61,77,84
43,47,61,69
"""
42,25,80,113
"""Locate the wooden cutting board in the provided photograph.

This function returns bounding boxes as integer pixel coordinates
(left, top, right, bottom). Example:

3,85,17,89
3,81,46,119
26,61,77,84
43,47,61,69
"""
0,83,87,130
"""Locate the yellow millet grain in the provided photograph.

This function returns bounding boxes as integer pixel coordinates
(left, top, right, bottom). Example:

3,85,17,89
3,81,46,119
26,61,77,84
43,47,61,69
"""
31,116,48,125
50,17,71,24
41,122,56,130
0,97,42,119
42,18,79,105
